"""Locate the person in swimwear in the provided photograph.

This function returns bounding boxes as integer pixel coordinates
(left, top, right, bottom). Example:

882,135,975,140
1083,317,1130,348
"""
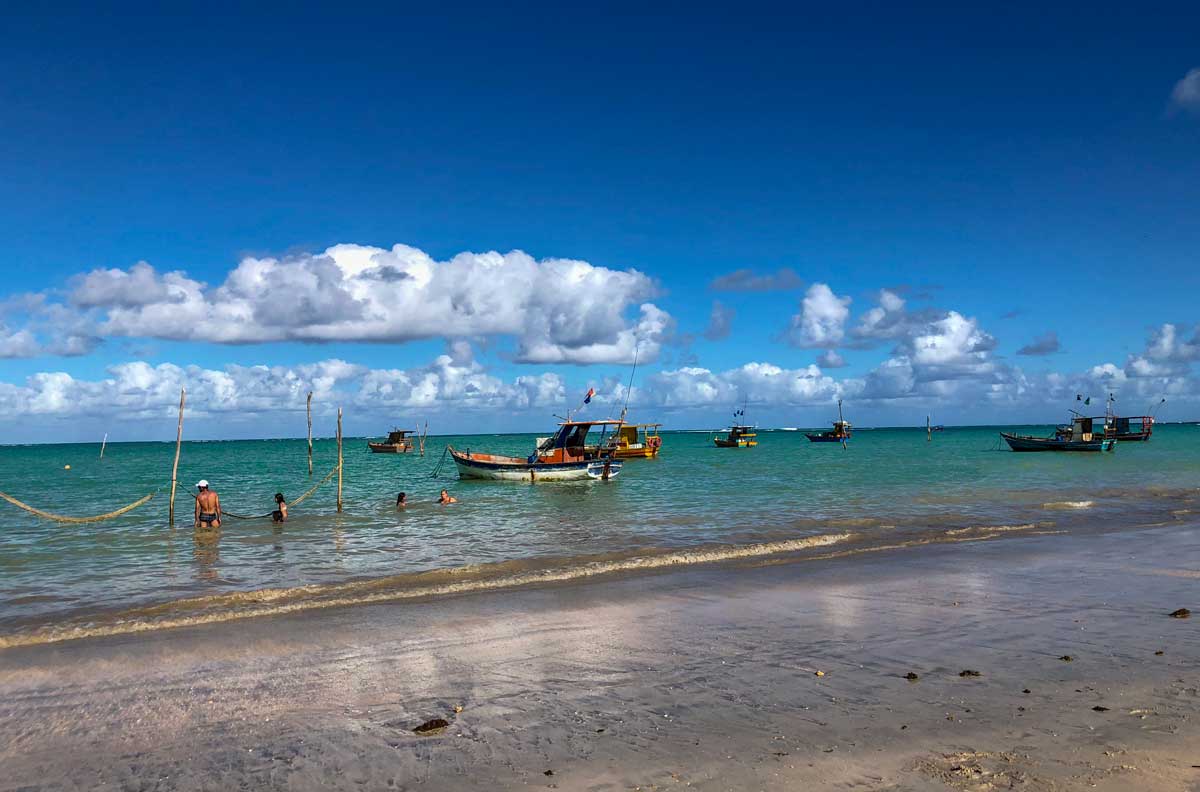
271,492,288,523
437,489,457,504
396,492,407,509
194,480,222,529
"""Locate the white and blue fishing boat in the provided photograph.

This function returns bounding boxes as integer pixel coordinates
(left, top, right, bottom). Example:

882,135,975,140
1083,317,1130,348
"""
448,419,624,482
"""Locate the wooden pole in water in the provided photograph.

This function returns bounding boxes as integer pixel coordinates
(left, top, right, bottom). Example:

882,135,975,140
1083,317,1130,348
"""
927,415,931,442
336,406,343,513
100,432,108,459
306,391,313,476
168,388,186,525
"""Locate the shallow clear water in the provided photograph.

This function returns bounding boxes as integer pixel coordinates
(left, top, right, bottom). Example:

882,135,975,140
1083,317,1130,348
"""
2,424,1198,634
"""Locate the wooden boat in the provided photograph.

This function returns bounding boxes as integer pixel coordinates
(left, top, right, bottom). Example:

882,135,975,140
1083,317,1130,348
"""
1002,416,1115,452
714,400,757,448
448,419,624,482
714,425,757,448
1001,432,1114,452
589,423,663,459
806,400,852,443
368,429,416,453
1106,415,1153,441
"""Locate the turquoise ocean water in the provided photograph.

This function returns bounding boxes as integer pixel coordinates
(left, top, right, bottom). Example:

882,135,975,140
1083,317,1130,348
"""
2,424,1198,645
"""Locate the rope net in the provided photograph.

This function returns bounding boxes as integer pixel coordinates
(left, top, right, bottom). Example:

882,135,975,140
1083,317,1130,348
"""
2,463,339,525
0,491,155,524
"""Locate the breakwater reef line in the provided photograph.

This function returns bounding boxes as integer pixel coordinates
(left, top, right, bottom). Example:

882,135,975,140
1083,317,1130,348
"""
1,524,1197,791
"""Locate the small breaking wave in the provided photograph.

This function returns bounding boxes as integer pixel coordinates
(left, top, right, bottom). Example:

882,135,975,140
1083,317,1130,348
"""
0,532,853,649
1043,500,1094,510
944,523,1038,537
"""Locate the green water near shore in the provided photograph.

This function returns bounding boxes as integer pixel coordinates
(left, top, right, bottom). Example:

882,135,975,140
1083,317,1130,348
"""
2,425,1199,634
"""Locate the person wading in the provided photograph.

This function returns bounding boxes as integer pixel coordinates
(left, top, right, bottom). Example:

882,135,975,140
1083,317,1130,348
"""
271,492,288,523
194,480,222,529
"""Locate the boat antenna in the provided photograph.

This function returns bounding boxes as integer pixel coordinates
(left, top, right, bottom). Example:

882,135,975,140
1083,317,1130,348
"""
620,344,639,424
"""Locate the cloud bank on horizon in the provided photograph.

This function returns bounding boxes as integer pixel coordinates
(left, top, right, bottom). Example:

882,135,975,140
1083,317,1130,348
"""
1,240,1196,436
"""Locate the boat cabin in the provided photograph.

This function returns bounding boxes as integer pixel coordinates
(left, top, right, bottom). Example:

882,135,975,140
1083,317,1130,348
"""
535,419,624,463
1055,417,1100,443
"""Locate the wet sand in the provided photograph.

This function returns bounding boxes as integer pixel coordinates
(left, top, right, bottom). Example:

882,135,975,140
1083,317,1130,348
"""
1,524,1197,791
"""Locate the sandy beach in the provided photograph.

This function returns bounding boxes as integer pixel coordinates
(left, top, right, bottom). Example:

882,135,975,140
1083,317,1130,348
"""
2,523,1197,791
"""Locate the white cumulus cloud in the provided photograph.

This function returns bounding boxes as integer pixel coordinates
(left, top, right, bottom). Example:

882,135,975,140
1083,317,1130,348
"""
785,283,851,348
20,243,671,365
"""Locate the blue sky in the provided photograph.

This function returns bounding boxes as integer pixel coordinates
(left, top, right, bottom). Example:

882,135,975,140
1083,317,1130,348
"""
1,3,1198,440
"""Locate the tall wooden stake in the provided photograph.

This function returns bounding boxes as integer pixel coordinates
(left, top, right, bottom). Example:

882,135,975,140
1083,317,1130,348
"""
306,391,314,476
169,388,186,525
336,406,343,513
100,432,108,459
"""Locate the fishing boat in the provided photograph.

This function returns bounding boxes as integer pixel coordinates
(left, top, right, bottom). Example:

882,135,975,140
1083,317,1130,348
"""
448,419,624,482
1104,415,1154,442
713,400,757,448
806,400,852,443
1001,416,1115,452
1063,395,1161,442
590,423,663,459
368,428,416,453
714,424,758,448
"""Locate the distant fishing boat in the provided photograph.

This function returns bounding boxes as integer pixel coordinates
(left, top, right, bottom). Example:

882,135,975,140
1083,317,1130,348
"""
448,419,624,481
714,425,758,448
779,427,799,432
806,400,851,443
1001,416,1115,452
590,423,663,459
368,428,416,453
714,400,757,448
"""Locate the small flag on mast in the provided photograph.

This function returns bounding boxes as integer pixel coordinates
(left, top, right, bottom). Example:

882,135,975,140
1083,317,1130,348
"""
583,388,594,404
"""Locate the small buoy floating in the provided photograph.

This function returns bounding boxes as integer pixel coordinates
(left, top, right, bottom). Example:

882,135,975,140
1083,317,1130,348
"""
64,464,71,470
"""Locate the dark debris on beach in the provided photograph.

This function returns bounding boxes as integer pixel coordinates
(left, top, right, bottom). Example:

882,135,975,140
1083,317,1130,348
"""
413,718,450,735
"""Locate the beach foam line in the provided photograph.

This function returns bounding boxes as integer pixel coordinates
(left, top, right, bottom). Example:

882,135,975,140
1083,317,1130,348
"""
944,523,1038,537
1043,500,1095,510
0,532,854,649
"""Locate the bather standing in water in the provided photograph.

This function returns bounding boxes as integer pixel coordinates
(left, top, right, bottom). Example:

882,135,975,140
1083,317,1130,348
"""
438,489,457,504
194,480,222,529
396,492,407,509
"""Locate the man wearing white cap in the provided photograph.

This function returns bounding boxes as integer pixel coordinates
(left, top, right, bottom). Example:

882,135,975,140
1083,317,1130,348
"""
194,480,222,529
